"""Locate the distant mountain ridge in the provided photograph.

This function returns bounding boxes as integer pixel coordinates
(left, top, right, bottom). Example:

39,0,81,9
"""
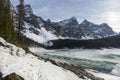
14,2,117,46
52,17,116,39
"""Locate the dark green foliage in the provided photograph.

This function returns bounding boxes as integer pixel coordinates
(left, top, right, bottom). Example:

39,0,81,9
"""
0,0,18,43
16,0,25,37
46,34,120,49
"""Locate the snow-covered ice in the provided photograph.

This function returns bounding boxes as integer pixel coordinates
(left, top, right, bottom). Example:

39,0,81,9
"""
111,63,120,77
87,70,120,80
34,48,120,80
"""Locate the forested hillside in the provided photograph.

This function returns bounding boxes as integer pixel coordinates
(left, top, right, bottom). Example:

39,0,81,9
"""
0,0,43,52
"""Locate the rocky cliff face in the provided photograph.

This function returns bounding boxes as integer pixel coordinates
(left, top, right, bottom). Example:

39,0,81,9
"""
58,17,83,38
78,20,115,38
24,5,44,29
47,18,115,39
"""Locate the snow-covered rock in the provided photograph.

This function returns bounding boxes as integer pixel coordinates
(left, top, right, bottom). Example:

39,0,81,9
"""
79,20,116,39
58,16,78,26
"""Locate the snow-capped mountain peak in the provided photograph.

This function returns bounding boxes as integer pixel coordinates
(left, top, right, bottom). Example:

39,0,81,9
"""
80,19,94,26
69,16,77,21
99,23,110,28
58,16,78,26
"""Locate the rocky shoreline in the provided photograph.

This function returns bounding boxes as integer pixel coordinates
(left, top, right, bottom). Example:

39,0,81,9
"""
42,57,104,80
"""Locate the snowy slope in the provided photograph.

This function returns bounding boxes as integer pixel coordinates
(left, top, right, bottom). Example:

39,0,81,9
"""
0,37,81,80
15,4,58,44
23,22,58,44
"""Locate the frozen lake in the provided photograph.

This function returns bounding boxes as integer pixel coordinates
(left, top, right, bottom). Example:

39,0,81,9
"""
34,48,120,77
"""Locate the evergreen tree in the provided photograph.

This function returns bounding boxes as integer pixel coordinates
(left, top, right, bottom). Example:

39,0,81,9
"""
0,0,17,43
16,0,29,52
0,0,5,36
16,0,25,38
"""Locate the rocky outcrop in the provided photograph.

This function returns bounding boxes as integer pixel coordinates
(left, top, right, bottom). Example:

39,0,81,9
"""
43,58,104,80
0,73,24,80
24,5,44,29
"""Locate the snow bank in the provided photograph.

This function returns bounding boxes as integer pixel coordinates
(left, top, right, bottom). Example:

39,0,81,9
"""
87,70,120,80
0,37,80,80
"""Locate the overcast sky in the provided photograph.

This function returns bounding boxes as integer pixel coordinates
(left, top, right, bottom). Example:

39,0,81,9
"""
11,0,120,32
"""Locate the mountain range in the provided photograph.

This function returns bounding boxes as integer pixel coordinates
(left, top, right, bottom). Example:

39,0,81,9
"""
11,1,120,49
13,3,117,45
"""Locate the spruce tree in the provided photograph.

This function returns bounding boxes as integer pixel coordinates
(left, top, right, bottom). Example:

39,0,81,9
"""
16,0,25,38
0,0,17,42
16,0,29,52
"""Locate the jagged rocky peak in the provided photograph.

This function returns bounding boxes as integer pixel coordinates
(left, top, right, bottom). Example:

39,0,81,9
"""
80,19,94,26
99,23,116,35
99,23,112,29
59,16,78,26
46,19,52,23
99,23,111,28
15,0,45,30
24,5,33,17
69,16,78,21
22,4,44,28
78,19,115,38
81,19,90,23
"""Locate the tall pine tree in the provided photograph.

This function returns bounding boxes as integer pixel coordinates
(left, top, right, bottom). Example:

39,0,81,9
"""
0,0,17,43
16,0,29,52
16,0,25,38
